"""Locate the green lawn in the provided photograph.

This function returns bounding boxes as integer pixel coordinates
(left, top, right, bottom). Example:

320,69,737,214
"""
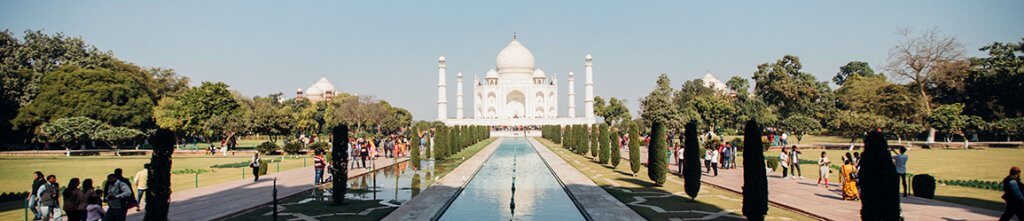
758,148,1024,211
538,139,816,221
0,154,311,220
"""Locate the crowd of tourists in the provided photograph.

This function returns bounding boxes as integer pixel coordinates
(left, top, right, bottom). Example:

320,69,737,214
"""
27,166,150,221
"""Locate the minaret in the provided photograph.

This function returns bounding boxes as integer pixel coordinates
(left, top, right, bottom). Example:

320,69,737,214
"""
584,54,595,122
437,56,448,121
567,72,576,118
456,72,464,119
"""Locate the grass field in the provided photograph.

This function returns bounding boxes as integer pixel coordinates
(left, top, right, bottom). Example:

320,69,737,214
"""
537,138,816,221
0,154,311,220
756,148,1024,211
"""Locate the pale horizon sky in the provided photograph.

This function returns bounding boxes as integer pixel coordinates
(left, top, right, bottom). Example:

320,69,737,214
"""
2,1,1022,121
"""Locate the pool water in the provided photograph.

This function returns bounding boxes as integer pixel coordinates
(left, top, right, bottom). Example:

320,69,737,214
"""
439,138,585,221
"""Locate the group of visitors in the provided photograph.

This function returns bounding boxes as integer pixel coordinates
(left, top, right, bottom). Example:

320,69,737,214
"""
765,127,789,146
347,135,413,169
28,166,149,221
777,144,911,201
698,142,738,177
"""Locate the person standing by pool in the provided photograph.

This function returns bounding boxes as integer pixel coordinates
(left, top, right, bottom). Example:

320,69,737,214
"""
360,139,370,168
1000,166,1024,220
250,152,262,182
817,151,831,189
313,150,326,185
892,146,910,197
789,145,803,179
133,164,149,211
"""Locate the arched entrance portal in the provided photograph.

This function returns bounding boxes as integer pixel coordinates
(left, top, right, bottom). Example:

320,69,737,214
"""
505,90,525,118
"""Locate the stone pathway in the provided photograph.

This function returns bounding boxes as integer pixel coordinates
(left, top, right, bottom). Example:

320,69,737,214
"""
126,157,408,221
623,147,1003,220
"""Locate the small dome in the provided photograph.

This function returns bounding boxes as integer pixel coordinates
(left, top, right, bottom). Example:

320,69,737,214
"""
314,77,335,92
296,88,303,92
439,56,446,61
585,54,592,60
495,39,535,72
457,72,463,77
485,69,499,79
305,85,323,96
532,68,546,78
568,71,575,76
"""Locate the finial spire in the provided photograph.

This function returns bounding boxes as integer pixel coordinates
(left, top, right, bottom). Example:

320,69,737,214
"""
513,32,517,40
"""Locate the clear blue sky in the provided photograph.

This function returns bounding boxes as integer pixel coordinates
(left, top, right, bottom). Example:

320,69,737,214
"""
2,1,1022,120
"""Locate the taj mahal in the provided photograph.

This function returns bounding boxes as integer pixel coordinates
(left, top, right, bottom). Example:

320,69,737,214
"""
438,36,596,126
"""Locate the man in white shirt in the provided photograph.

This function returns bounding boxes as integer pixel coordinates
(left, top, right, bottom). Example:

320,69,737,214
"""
676,147,685,177
709,148,720,176
781,132,789,146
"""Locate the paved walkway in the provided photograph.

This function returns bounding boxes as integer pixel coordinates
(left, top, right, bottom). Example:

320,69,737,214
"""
528,138,645,221
127,157,408,221
621,147,1002,221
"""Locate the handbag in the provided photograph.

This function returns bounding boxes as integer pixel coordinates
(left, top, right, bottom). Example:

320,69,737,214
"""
124,196,139,209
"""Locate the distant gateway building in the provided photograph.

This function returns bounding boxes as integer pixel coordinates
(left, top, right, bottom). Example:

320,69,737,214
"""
438,37,596,126
295,77,337,102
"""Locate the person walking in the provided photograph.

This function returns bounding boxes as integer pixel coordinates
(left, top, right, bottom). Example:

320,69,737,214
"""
250,152,262,182
892,146,910,197
29,171,45,220
104,174,131,221
780,148,790,179
817,151,831,189
676,146,685,177
704,148,713,174
79,179,95,221
1000,166,1024,221
781,132,789,146
36,175,60,221
360,140,370,168
63,178,83,221
709,147,720,176
133,164,149,211
85,196,104,221
313,151,326,185
840,159,860,200
790,145,803,179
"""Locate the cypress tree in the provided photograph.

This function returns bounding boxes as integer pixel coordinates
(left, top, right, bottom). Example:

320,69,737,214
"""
425,128,433,159
582,125,591,156
598,123,610,164
628,123,641,176
590,125,600,159
611,126,622,168
331,125,350,204
742,120,768,221
565,125,574,151
434,127,445,159
448,126,456,154
860,131,902,220
648,121,668,186
144,129,175,220
683,121,702,199
410,127,421,169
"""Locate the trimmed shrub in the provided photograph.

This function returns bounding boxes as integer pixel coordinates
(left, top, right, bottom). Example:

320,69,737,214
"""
591,125,600,159
682,121,702,199
765,157,780,171
582,125,591,157
255,141,279,154
742,120,768,220
648,121,668,186
258,160,269,175
598,123,610,164
610,127,622,168
912,174,936,199
282,142,303,155
307,142,329,152
628,123,641,176
859,131,901,220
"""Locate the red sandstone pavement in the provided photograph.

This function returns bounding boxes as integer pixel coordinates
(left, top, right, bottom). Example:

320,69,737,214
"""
126,157,408,221
621,147,1002,221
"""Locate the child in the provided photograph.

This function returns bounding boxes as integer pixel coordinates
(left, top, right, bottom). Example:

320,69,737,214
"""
86,196,105,221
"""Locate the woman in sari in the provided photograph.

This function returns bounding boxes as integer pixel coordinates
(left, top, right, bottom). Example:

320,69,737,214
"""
840,158,860,200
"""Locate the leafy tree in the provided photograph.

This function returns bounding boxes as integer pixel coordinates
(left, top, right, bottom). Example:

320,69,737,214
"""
888,121,924,144
39,116,104,151
827,110,888,143
94,126,143,151
961,38,1024,120
610,126,622,168
928,103,984,143
726,76,750,96
145,67,190,99
859,131,901,220
782,115,821,144
647,121,668,186
640,74,682,129
595,96,632,126
682,121,701,199
992,118,1024,141
833,61,878,86
598,123,610,164
153,82,239,138
886,28,966,143
13,67,155,131
752,55,830,118
742,120,768,221
628,123,641,176
689,95,736,134
249,94,294,143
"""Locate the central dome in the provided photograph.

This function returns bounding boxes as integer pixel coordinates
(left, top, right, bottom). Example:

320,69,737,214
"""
495,39,535,73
